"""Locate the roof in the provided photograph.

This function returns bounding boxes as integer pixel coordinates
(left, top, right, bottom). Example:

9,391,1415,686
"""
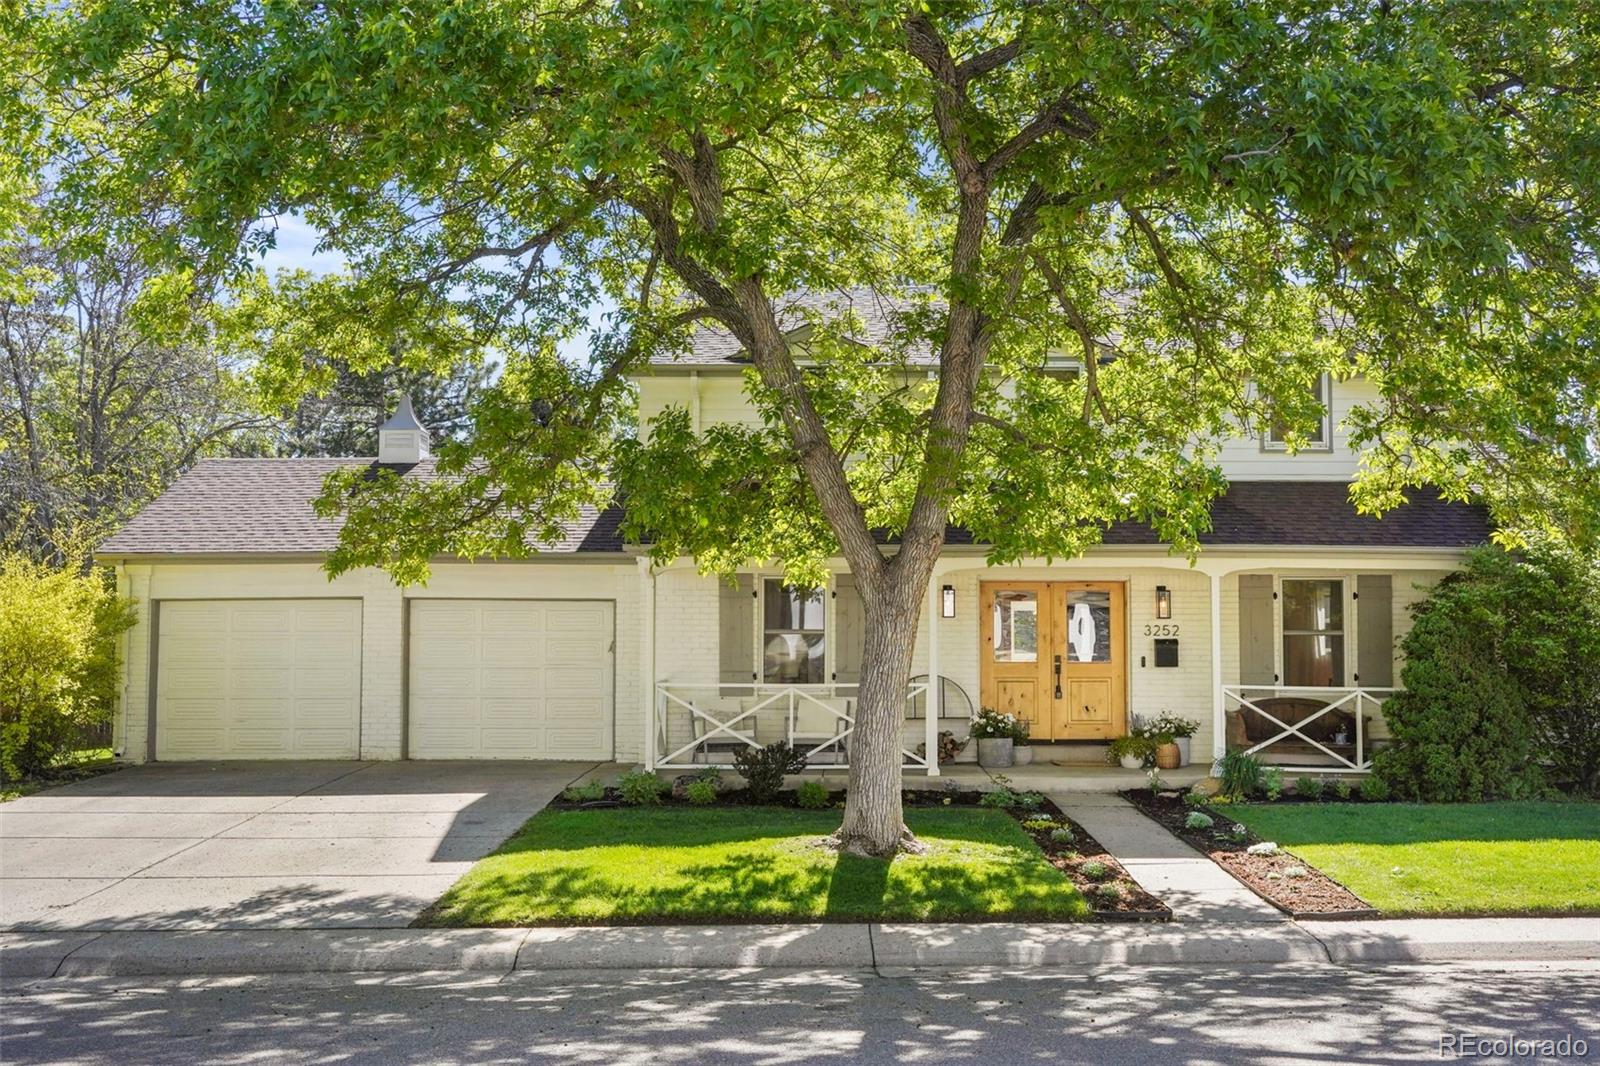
657,286,936,366
942,481,1491,550
96,459,626,557
377,395,429,434
100,460,1487,560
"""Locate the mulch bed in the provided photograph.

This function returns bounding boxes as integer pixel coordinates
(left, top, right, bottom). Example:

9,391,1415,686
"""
550,781,1169,921
1121,788,1376,919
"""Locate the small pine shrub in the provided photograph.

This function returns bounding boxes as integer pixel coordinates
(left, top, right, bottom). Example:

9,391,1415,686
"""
795,780,830,809
1263,767,1284,801
1184,811,1214,830
1359,774,1391,802
562,781,606,803
1333,780,1353,801
684,779,718,806
1295,776,1324,801
1080,860,1111,881
617,770,668,806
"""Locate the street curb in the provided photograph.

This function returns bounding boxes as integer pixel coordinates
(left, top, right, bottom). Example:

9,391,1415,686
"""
4,918,1597,979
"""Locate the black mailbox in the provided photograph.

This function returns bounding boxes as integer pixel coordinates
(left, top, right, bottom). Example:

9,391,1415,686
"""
1154,638,1179,668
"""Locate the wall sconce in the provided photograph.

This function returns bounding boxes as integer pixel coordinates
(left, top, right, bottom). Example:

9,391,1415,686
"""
941,584,956,618
1155,585,1172,619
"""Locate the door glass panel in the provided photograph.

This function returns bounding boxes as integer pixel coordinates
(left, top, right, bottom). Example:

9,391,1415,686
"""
992,591,1038,662
1066,589,1112,662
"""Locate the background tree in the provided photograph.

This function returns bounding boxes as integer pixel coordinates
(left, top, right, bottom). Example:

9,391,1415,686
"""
26,1,1600,855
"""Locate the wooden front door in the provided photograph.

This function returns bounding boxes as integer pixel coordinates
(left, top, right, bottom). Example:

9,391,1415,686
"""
980,581,1128,741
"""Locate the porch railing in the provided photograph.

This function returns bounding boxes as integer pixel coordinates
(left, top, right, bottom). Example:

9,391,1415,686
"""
1221,685,1397,773
651,682,933,773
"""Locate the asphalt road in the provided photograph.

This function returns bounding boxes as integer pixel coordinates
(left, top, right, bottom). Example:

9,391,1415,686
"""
4,962,1597,1065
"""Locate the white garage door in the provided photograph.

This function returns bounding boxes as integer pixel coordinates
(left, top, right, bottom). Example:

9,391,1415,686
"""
156,599,362,760
408,599,614,759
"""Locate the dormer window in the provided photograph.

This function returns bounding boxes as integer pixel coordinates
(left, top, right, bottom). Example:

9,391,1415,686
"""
1263,373,1332,452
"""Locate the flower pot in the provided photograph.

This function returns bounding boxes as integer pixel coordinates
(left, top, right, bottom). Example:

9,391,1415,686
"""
1012,744,1034,766
1155,741,1181,770
1118,753,1143,770
977,737,1014,768
1174,737,1191,767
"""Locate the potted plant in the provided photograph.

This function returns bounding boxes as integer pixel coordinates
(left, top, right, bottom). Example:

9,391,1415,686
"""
971,708,1022,768
1106,735,1155,770
1146,713,1200,766
1011,719,1035,765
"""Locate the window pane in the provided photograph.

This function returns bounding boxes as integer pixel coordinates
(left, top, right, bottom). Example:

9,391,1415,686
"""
992,591,1038,662
1282,579,1343,632
1066,589,1112,662
764,632,826,684
1283,634,1345,687
763,581,824,630
1268,377,1328,443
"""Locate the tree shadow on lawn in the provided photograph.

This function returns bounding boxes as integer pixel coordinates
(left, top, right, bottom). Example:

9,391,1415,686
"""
421,807,1088,926
1228,801,1600,848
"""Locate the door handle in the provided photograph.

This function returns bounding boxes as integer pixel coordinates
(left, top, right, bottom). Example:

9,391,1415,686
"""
1053,654,1062,699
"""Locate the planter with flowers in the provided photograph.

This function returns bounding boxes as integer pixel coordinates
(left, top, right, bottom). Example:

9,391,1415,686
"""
972,708,1028,768
1144,713,1200,766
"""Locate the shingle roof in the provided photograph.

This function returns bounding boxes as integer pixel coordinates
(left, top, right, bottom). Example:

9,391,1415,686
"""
96,459,626,557
942,481,1491,549
657,286,937,366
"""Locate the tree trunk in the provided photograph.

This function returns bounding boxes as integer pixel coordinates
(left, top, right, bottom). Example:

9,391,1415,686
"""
835,570,930,857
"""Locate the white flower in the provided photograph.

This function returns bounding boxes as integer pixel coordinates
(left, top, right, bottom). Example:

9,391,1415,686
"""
1246,841,1281,856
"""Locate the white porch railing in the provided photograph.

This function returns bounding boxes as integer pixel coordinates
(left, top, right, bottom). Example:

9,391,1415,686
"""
652,682,933,773
1222,685,1397,773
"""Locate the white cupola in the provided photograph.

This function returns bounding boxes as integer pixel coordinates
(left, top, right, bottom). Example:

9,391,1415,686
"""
377,395,431,464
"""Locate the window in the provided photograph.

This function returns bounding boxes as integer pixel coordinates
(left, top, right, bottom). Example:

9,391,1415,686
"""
992,590,1039,662
1281,579,1345,687
1066,588,1112,663
762,581,826,684
1264,374,1332,451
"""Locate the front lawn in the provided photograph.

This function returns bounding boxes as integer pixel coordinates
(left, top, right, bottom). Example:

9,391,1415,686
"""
1227,801,1600,916
0,748,117,802
420,806,1092,925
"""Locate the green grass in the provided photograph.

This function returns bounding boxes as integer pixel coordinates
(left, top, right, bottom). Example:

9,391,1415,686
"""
0,748,117,802
421,806,1091,925
1228,801,1600,916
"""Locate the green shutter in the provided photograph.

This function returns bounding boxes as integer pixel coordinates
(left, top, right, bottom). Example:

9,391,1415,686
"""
719,574,754,684
1238,574,1275,685
834,571,866,685
1356,574,1394,687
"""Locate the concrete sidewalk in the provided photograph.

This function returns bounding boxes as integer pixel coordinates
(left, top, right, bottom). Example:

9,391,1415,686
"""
4,917,1597,979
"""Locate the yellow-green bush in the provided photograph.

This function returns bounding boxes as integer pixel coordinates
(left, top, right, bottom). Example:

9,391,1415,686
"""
0,555,136,780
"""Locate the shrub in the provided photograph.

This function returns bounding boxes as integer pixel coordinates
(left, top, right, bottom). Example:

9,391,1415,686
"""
732,741,809,803
1295,776,1324,801
684,779,719,806
562,781,606,803
795,780,830,809
979,774,1043,810
1096,883,1122,901
1359,774,1391,802
1020,817,1057,832
1106,735,1156,767
1333,780,1353,801
0,555,136,781
1185,811,1214,830
1219,750,1263,800
1372,545,1600,800
617,770,668,806
1049,826,1075,845
1079,860,1110,881
1262,767,1284,801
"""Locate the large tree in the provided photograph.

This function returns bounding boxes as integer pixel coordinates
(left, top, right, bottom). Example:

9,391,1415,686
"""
21,1,1598,854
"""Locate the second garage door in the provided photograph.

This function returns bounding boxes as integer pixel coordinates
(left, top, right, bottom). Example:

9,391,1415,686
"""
407,599,615,759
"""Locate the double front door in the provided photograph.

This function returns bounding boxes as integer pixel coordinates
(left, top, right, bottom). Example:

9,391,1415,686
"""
979,581,1127,741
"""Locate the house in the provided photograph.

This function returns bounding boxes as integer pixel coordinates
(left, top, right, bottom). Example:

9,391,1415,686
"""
97,290,1491,775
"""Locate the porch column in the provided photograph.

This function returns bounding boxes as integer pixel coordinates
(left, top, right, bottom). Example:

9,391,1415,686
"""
640,558,656,772
1210,569,1225,767
925,576,941,777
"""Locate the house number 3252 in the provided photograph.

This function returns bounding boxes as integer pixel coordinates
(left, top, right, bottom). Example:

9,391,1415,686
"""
1143,623,1179,636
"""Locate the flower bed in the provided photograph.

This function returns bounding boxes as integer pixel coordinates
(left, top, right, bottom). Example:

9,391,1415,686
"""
1121,789,1375,918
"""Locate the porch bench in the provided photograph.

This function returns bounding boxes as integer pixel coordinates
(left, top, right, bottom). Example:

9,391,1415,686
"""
1226,698,1372,751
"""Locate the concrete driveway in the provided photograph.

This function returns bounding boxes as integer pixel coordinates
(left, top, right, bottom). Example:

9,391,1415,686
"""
0,761,605,931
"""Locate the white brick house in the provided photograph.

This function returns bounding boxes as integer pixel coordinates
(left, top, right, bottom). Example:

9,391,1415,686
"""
98,289,1489,774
